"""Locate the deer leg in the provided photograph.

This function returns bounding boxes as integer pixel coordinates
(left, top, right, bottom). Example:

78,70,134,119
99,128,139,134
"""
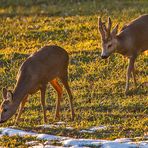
15,95,28,124
132,66,137,88
40,85,47,123
50,79,63,120
60,74,74,121
125,56,136,94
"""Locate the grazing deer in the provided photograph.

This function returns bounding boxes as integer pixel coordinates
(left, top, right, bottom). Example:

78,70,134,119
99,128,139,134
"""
0,45,74,124
98,15,148,94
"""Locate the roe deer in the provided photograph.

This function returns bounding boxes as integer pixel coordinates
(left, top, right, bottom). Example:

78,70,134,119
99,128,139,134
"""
98,15,148,94
0,45,74,123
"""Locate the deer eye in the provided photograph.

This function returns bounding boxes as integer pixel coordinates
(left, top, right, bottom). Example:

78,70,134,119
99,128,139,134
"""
3,108,7,112
108,44,112,48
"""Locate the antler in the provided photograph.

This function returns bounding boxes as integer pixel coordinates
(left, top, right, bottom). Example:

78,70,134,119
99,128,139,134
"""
107,17,112,36
99,17,112,40
98,17,106,40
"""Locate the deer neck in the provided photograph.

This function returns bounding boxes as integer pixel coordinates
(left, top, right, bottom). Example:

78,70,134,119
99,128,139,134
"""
13,83,28,106
116,31,135,57
116,35,128,56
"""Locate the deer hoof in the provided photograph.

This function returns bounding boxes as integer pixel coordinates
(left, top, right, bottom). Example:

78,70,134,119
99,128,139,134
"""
125,90,129,95
54,114,60,120
71,114,75,121
44,119,47,124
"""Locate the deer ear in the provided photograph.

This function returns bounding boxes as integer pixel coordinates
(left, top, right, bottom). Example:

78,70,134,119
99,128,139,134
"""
111,24,118,37
2,88,7,100
7,91,13,103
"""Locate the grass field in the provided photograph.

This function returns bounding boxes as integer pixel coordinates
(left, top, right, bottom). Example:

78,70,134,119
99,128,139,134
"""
0,0,148,147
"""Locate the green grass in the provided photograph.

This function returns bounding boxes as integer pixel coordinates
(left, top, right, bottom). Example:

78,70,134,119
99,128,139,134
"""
0,0,148,146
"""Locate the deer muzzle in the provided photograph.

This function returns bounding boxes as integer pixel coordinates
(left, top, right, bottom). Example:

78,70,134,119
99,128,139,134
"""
0,119,5,123
101,55,109,59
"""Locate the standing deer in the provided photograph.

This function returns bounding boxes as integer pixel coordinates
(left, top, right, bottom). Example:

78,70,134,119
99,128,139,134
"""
98,14,148,94
0,45,74,124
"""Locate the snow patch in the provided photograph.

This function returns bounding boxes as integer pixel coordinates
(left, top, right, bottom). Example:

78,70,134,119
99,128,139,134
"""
114,138,132,143
65,126,74,130
55,122,66,125
36,133,66,141
79,130,94,133
37,124,60,128
102,142,137,148
26,141,39,146
30,145,66,148
63,139,147,148
37,123,74,130
0,127,66,141
0,127,148,148
63,139,107,147
80,126,107,133
0,127,36,137
89,125,107,131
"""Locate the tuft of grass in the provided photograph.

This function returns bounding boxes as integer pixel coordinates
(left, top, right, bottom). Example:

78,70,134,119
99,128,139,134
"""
0,0,148,146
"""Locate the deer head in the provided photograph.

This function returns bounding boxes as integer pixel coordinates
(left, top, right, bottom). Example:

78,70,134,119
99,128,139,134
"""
99,17,119,59
0,88,16,123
